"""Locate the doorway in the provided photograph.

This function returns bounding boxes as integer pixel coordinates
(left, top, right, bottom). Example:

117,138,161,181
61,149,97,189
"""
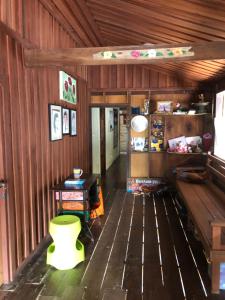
91,106,128,175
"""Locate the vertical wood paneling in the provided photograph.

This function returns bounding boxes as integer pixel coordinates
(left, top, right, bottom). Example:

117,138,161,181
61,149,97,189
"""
88,65,197,90
0,0,90,283
0,85,4,180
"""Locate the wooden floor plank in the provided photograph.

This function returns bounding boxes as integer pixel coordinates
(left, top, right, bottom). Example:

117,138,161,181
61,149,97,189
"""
123,195,143,300
165,194,207,300
81,190,127,300
101,287,127,300
143,194,168,300
100,192,134,294
154,194,184,300
3,283,44,300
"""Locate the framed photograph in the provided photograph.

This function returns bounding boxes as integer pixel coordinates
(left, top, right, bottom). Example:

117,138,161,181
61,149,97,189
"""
157,101,172,113
62,108,70,135
70,109,77,136
168,136,187,152
49,105,62,141
59,71,77,104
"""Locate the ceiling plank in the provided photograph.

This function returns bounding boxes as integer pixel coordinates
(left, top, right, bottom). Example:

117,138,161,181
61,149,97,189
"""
24,41,225,67
65,0,102,46
88,0,225,41
74,0,104,46
125,0,225,33
50,0,93,46
88,4,197,43
39,0,83,46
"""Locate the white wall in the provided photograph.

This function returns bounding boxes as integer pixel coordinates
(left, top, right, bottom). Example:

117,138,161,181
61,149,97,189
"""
105,108,120,170
91,108,101,174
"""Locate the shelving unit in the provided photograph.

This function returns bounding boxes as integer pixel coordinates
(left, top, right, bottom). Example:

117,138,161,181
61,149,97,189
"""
89,88,212,190
127,89,212,189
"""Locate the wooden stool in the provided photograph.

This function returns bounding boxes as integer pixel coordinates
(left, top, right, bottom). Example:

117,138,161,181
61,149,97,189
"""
47,215,85,270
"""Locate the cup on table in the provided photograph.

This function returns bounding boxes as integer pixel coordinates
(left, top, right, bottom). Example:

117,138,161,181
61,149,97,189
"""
73,168,83,179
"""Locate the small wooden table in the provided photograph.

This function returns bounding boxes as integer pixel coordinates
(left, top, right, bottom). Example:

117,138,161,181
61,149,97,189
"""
51,174,98,241
51,173,98,241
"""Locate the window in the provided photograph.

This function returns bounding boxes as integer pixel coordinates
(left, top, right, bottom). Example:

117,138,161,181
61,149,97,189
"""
214,91,225,161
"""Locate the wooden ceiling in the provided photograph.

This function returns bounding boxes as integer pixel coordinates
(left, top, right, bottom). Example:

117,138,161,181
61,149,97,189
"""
41,0,225,83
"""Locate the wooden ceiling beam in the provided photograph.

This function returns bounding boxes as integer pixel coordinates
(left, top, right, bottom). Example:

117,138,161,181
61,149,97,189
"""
24,41,225,67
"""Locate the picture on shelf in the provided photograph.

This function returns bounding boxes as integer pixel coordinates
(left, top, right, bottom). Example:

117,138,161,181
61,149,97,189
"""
157,101,172,113
186,136,202,153
168,135,203,153
131,137,148,151
49,104,62,141
168,136,187,153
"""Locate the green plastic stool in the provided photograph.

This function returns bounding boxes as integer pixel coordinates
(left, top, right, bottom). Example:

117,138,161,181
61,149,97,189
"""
47,215,85,270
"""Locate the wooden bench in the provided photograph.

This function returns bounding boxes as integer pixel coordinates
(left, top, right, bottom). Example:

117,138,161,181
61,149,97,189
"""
176,178,225,294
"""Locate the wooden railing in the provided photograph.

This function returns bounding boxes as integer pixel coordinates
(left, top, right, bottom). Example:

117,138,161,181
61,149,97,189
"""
207,154,225,185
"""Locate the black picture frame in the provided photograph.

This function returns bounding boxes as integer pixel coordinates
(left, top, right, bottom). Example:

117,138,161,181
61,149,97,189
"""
49,104,62,141
70,109,77,136
62,107,70,135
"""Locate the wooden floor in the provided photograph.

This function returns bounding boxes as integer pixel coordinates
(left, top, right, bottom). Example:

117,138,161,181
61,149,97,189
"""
1,155,225,300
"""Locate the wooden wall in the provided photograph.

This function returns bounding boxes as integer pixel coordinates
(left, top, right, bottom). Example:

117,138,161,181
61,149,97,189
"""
88,65,197,90
0,0,90,282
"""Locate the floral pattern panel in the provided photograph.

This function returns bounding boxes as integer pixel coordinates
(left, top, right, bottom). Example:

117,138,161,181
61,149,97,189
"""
93,47,194,60
59,71,77,104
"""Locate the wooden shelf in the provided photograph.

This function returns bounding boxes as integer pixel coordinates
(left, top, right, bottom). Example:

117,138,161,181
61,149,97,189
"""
127,89,211,182
149,150,166,153
167,151,206,155
131,150,148,153
151,113,210,116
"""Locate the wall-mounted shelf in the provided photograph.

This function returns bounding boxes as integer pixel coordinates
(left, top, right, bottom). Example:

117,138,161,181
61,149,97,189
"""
127,89,212,184
167,151,207,155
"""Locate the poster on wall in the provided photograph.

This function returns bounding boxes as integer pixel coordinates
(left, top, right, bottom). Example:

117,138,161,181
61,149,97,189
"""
70,109,77,136
62,108,70,135
59,71,77,104
109,110,114,131
49,104,62,141
113,109,118,148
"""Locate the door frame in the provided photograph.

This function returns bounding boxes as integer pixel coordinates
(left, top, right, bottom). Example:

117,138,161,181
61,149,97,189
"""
90,105,129,175
100,108,106,174
0,79,12,284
